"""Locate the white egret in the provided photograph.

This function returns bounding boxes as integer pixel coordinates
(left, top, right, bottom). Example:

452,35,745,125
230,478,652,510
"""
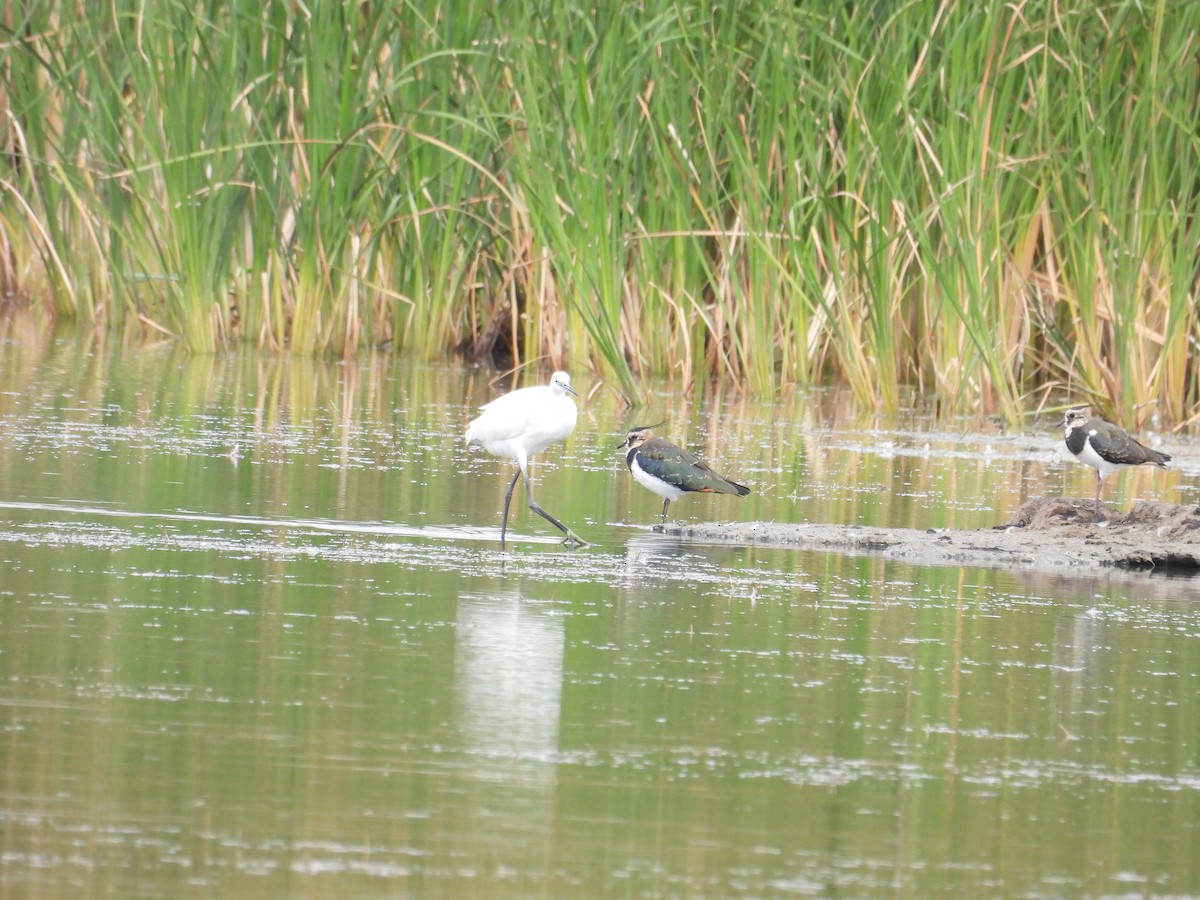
466,371,587,549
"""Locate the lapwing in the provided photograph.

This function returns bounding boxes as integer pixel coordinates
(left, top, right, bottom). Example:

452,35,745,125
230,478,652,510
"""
466,371,587,549
617,425,751,524
1062,406,1171,511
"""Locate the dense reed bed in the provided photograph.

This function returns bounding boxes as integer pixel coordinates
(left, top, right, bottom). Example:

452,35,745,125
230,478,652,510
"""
1,1,1198,424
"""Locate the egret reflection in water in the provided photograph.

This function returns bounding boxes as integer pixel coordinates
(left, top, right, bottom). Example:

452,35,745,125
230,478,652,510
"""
453,592,564,780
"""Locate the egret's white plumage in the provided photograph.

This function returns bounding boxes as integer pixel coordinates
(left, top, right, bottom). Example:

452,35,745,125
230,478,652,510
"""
466,371,586,548
466,372,579,468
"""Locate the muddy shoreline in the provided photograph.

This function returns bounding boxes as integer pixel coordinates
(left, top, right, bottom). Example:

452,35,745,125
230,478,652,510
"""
666,498,1200,576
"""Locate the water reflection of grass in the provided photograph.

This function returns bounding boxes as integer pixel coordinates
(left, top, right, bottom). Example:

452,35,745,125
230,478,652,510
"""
2,2,1198,424
9,325,1180,542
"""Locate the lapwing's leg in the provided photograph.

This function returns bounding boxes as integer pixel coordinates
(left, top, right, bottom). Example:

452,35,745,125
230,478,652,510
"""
660,499,670,524
522,470,587,546
500,469,521,549
1093,473,1104,512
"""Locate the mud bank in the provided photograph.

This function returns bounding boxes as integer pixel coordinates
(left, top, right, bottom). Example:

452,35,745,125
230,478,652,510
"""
669,498,1200,576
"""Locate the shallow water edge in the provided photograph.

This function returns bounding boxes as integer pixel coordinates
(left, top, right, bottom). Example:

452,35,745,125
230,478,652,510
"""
672,498,1200,580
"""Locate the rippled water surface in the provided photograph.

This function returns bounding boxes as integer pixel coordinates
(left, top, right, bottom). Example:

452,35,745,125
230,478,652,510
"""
1,317,1198,897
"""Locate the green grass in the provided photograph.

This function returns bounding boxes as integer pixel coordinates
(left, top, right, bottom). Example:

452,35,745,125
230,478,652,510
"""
1,0,1198,425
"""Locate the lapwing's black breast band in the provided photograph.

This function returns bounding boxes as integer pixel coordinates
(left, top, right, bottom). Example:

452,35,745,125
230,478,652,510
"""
1065,426,1088,456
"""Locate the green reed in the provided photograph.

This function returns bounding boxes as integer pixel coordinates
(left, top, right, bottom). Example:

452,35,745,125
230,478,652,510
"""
1,0,1197,423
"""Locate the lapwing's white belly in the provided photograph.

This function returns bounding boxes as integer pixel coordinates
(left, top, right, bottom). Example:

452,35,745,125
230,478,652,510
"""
631,456,685,501
1076,431,1118,477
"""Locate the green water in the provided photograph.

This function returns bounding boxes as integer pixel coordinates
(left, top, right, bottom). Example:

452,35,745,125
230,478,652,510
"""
1,318,1198,897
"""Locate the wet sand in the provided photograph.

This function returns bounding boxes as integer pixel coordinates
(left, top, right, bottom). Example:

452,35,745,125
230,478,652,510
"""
667,498,1200,576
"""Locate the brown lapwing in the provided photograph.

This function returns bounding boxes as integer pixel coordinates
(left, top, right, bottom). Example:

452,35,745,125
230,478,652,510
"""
1062,406,1171,511
617,425,751,524
466,371,587,549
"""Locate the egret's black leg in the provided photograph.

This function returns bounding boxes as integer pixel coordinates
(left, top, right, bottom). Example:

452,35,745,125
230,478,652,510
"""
500,469,521,549
522,471,586,546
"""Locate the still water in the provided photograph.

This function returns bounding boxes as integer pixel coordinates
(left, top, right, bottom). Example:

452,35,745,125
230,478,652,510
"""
1,316,1198,897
